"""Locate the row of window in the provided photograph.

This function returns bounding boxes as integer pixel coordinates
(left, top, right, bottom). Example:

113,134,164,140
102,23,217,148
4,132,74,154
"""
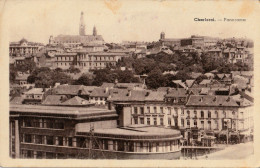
22,134,180,153
78,55,116,61
56,56,74,61
23,119,64,129
133,106,177,115
133,117,165,126
184,110,238,118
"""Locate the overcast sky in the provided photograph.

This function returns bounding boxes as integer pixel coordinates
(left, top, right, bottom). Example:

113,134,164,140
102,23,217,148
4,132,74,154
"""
2,0,259,44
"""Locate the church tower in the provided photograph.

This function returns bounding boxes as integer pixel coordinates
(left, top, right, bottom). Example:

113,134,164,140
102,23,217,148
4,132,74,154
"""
79,12,86,36
93,25,97,36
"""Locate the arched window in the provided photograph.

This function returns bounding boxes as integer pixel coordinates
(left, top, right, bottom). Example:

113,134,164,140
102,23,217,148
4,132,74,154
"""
201,111,204,118
208,111,211,118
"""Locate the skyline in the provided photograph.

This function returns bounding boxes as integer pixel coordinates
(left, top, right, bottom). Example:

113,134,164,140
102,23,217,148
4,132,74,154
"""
2,0,259,44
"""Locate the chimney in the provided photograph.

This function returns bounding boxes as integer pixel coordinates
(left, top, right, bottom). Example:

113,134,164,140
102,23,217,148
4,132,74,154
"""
127,89,131,97
105,87,109,93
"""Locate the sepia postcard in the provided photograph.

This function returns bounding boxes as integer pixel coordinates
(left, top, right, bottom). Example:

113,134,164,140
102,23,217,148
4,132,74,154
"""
0,0,260,167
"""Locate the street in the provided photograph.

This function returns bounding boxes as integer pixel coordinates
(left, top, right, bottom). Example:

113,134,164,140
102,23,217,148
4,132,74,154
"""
197,142,254,160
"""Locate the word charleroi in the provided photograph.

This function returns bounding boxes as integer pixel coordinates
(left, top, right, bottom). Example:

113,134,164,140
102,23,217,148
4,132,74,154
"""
194,18,215,21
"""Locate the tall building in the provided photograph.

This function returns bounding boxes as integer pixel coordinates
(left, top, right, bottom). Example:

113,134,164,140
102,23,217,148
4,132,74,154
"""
49,12,104,47
93,25,97,36
79,12,86,36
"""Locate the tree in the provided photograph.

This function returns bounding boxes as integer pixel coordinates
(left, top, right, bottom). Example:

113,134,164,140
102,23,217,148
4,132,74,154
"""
74,74,93,85
16,59,36,73
146,67,166,89
175,70,191,81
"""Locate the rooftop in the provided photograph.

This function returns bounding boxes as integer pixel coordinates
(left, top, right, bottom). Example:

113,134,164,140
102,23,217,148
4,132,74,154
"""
77,125,181,139
10,104,117,119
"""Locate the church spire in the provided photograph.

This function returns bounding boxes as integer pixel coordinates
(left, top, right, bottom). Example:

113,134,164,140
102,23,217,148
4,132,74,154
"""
93,25,97,36
79,11,85,36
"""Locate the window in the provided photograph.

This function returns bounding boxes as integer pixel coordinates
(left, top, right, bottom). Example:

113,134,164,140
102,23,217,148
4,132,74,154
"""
58,136,63,146
160,118,164,126
181,119,184,127
134,107,138,114
36,151,43,159
215,120,218,129
208,121,211,130
44,119,53,128
187,120,190,127
76,137,86,148
134,118,138,124
147,107,150,113
68,137,73,146
147,118,150,125
215,111,218,118
201,121,204,129
140,107,144,114
35,135,43,144
232,111,235,117
140,118,144,124
167,107,171,115
223,111,226,118
154,118,157,125
24,134,32,143
201,111,204,118
168,118,171,126
24,120,32,127
240,112,244,118
160,107,163,113
46,136,54,145
208,111,211,118
187,110,190,117
154,107,157,113
194,120,197,127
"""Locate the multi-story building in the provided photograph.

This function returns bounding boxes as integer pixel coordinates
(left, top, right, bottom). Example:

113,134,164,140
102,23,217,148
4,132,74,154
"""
76,51,129,70
54,52,77,69
108,89,253,145
9,103,182,159
184,95,253,143
9,38,44,57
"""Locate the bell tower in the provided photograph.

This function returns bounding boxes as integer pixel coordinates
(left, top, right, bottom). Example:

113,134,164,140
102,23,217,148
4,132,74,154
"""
79,11,86,36
93,25,97,36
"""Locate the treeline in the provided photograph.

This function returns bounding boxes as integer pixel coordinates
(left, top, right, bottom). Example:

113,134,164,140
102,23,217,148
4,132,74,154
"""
10,51,252,89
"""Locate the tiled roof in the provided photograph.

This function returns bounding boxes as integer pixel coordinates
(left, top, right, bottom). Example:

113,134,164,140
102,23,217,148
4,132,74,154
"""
101,82,115,88
144,91,166,101
165,88,187,98
53,34,104,43
24,88,46,95
216,74,225,79
52,85,96,95
61,96,92,106
199,79,212,85
42,95,66,105
10,97,24,104
186,95,239,107
185,80,195,88
89,88,110,97
115,83,144,89
108,90,147,102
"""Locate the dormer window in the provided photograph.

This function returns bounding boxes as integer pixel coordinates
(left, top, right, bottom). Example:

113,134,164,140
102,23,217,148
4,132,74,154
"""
199,97,203,102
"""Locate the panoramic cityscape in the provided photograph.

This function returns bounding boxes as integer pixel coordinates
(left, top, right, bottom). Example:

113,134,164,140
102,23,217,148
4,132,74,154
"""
9,10,254,160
